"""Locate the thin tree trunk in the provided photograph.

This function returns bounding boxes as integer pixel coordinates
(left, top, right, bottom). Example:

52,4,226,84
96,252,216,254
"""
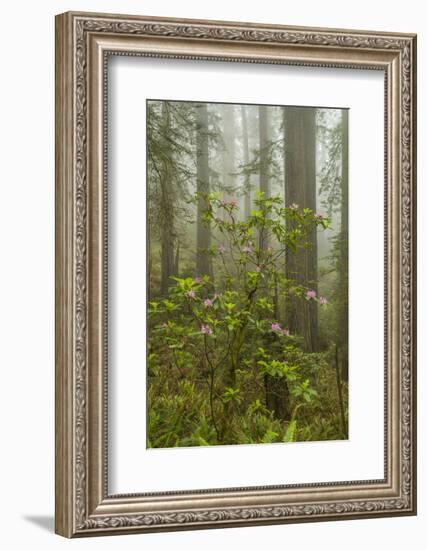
241,105,251,220
159,102,176,295
339,110,349,381
196,103,213,279
174,241,180,275
148,228,152,299
284,106,318,352
259,105,270,250
334,344,347,437
221,104,237,201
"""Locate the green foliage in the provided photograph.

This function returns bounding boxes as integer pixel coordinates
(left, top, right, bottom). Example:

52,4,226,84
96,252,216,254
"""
283,420,298,443
147,194,347,447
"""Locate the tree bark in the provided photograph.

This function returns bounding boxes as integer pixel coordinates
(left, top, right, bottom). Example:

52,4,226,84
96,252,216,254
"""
264,375,292,421
196,103,213,279
257,106,291,421
338,110,349,381
284,107,318,352
159,102,176,295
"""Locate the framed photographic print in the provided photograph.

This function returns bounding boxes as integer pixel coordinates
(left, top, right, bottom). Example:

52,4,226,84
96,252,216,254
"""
55,11,417,537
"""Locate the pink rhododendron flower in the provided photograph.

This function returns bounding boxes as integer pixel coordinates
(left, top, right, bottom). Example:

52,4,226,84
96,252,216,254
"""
162,323,168,329
319,296,327,305
306,289,317,299
271,322,281,332
194,276,203,284
201,324,213,335
255,265,262,273
186,290,196,299
282,328,290,336
204,298,214,307
219,198,237,207
218,244,226,253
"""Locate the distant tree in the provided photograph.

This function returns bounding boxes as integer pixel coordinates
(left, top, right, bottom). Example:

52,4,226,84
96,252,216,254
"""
147,100,196,295
220,104,238,199
160,102,177,294
195,103,213,279
241,105,251,219
318,109,349,380
258,105,271,249
338,110,349,380
147,101,177,295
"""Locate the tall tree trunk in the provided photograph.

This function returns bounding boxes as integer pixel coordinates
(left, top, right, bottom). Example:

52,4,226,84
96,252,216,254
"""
196,103,213,279
221,104,237,199
259,105,270,249
284,107,318,352
241,105,251,220
258,106,290,421
159,102,176,295
338,110,349,381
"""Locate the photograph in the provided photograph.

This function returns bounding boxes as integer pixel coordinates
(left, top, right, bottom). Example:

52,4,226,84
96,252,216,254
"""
146,100,349,448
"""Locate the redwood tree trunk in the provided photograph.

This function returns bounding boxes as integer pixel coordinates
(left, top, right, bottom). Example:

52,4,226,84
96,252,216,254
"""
284,106,318,352
258,106,291,421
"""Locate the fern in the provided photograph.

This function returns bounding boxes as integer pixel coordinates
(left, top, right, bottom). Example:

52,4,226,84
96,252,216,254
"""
283,420,297,443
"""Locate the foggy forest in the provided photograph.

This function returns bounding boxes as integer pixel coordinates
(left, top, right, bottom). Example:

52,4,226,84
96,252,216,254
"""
146,100,348,448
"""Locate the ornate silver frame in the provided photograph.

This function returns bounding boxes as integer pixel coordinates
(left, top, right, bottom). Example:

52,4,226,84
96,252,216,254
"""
55,11,417,537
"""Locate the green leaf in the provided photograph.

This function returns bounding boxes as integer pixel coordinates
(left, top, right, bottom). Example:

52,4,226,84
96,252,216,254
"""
283,420,297,443
261,429,279,443
222,387,241,404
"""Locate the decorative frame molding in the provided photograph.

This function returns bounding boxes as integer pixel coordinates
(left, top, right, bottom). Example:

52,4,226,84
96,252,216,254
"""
55,11,416,537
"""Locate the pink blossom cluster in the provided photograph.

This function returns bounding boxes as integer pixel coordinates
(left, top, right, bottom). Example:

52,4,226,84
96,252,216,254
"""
271,322,290,337
306,289,327,305
200,324,213,335
219,198,238,208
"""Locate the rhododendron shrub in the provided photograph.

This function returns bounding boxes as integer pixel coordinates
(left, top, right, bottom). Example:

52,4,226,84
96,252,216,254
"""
147,193,345,447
